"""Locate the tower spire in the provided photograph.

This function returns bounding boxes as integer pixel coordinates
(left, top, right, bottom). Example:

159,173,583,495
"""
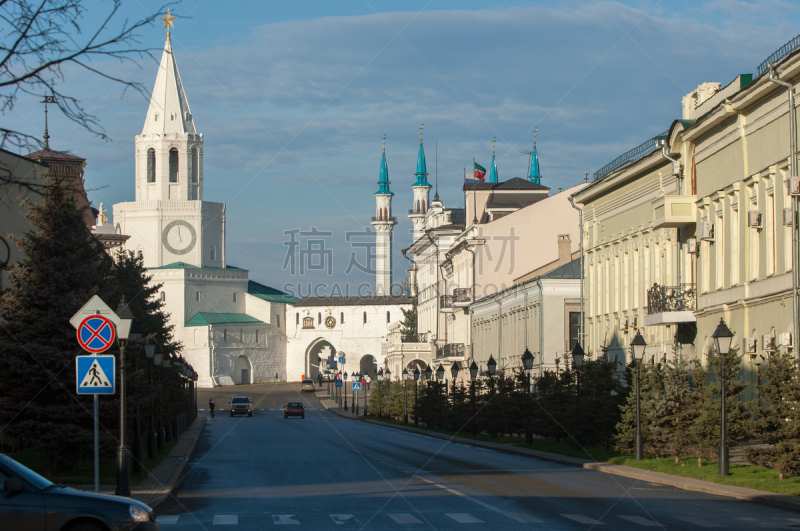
434,142,439,202
413,123,429,186
375,134,392,195
161,8,176,42
528,127,541,184
488,136,498,183
40,95,56,149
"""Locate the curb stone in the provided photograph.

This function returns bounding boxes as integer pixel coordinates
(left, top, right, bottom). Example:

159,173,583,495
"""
315,394,800,513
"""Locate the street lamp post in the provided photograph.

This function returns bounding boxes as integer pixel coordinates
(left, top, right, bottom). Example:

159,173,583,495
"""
413,367,420,425
114,297,142,497
571,343,585,450
522,348,534,444
487,355,497,438
424,365,432,426
343,371,349,409
352,372,358,414
450,362,460,432
713,318,734,476
377,368,384,418
402,368,409,424
630,331,647,460
384,368,391,419
436,364,445,429
469,361,478,435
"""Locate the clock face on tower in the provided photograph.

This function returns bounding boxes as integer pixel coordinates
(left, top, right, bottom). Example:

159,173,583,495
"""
162,220,197,255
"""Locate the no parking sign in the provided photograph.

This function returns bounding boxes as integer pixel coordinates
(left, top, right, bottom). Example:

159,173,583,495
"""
76,315,116,353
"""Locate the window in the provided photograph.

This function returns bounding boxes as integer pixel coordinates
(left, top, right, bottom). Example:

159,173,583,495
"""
569,312,581,350
276,314,280,328
318,312,322,325
296,313,299,325
223,329,227,342
211,248,216,261
256,329,259,343
147,148,156,182
169,148,179,182
341,312,344,324
240,328,243,342
195,291,200,301
363,311,367,324
233,292,237,302
387,311,390,323
191,147,199,182
160,292,165,301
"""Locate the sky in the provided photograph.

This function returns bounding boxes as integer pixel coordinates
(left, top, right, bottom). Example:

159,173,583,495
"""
5,0,800,295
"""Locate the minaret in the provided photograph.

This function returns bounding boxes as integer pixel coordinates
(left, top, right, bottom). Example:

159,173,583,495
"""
488,137,499,183
408,124,431,242
528,127,542,184
134,9,203,202
372,135,396,296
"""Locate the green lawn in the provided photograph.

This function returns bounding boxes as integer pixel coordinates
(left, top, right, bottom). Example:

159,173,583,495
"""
11,437,179,486
363,414,800,497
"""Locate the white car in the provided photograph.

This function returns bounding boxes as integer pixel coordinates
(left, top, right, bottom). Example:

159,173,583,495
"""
300,379,315,392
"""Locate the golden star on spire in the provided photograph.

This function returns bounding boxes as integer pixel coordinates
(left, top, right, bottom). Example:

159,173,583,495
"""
161,8,176,32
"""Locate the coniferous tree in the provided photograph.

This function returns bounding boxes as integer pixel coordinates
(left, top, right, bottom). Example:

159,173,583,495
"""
0,178,114,471
692,343,748,462
745,350,800,479
399,298,417,341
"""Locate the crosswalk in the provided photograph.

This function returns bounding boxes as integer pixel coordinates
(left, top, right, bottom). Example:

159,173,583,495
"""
156,512,800,527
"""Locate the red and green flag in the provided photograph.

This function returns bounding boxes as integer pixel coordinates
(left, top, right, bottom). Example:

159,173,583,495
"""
474,162,486,180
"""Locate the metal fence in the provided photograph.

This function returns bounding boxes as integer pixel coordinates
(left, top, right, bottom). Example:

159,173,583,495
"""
646,283,696,314
436,343,466,359
756,34,800,78
593,132,669,182
453,288,472,303
440,295,454,309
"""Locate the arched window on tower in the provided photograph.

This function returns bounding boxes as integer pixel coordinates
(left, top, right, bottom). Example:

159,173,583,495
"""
169,148,179,182
416,199,420,214
422,200,426,213
318,312,322,325
386,311,390,323
384,207,388,220
191,147,199,182
147,148,156,183
363,311,367,324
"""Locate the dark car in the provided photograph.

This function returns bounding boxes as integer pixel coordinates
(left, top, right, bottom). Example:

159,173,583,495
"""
284,402,304,419
230,396,252,417
0,453,158,530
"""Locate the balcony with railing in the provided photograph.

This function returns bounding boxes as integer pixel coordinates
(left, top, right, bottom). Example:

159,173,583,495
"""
436,343,466,359
371,216,398,224
452,288,472,307
644,283,697,326
439,295,454,312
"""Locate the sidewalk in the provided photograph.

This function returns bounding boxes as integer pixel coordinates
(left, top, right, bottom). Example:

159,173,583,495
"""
72,416,206,507
315,392,800,513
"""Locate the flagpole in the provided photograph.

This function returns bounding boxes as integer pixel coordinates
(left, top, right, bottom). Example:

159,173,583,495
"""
463,167,467,216
473,158,478,224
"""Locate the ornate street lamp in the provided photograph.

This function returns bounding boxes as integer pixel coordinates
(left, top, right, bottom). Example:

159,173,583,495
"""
521,348,534,444
343,370,348,410
436,364,445,429
351,372,357,414
114,297,142,497
377,368,384,419
402,368,409,423
413,367,420,425
630,331,647,460
423,365,432,426
487,355,497,438
469,361,479,435
712,318,734,476
449,362,460,432
571,343,585,450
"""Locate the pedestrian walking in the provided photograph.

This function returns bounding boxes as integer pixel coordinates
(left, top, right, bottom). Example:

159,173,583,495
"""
209,398,215,418
366,375,371,390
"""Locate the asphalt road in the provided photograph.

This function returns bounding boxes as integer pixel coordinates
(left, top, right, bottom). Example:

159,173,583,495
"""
155,383,800,530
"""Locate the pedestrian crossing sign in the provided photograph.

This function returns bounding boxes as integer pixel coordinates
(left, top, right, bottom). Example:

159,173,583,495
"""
352,382,361,392
76,355,115,395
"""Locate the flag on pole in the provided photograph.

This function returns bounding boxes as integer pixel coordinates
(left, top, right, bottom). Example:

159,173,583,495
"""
465,168,481,184
473,161,486,180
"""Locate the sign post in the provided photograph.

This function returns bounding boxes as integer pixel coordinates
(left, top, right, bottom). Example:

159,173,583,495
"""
71,296,119,493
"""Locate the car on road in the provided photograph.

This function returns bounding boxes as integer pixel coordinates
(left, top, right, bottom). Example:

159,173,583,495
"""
0,453,158,530
300,379,315,392
229,396,252,417
284,402,305,418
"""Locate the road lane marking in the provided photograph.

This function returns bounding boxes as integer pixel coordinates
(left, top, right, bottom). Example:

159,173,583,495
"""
157,515,179,524
508,513,544,523
272,515,299,525
446,513,484,523
389,514,422,524
675,517,724,528
562,514,605,525
213,515,238,525
619,515,664,526
330,514,360,525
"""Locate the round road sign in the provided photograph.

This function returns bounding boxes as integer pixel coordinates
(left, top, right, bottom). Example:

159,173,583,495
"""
77,315,116,353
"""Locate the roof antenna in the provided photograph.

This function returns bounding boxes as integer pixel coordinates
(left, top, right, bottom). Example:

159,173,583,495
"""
585,171,589,183
434,141,439,202
41,94,57,149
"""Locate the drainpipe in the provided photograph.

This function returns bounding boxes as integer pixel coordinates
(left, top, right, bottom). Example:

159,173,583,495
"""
401,248,419,336
662,145,683,360
426,233,441,348
494,295,503,368
537,278,545,378
768,63,799,359
568,195,585,349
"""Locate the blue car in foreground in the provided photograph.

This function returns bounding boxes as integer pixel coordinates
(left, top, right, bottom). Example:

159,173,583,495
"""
0,453,158,531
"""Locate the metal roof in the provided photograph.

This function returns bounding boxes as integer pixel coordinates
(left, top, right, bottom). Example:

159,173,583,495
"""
185,312,267,327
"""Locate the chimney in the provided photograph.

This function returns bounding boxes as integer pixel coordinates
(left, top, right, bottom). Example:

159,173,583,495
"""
558,234,571,265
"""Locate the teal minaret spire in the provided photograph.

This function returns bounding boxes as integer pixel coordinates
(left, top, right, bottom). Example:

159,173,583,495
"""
528,127,541,184
375,134,393,196
488,137,498,183
413,124,430,187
